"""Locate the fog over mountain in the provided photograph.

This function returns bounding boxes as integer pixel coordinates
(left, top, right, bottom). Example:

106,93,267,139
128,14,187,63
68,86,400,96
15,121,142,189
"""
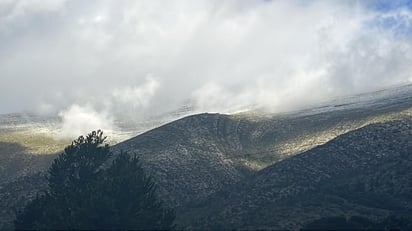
1,0,412,136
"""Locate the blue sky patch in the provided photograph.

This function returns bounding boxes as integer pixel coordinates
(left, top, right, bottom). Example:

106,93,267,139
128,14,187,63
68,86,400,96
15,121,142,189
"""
368,0,412,37
373,0,412,12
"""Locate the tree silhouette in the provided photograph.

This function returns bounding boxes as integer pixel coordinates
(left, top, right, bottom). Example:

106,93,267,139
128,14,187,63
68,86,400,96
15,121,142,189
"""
14,130,175,230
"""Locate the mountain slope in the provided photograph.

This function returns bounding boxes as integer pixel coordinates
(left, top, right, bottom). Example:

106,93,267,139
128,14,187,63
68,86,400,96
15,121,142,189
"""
183,118,412,230
112,84,412,209
0,84,411,229
113,113,248,207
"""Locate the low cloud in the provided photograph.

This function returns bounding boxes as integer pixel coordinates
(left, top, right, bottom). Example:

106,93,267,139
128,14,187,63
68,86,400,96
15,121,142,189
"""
110,76,161,119
57,104,114,139
1,0,412,123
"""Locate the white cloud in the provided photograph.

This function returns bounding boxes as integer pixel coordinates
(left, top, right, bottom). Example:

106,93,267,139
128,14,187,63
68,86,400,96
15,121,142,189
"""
111,76,160,108
0,0,66,31
0,0,411,119
57,104,114,139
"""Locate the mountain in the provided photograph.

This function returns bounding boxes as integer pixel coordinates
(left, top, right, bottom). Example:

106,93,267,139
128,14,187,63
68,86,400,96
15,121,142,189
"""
181,117,412,230
0,104,195,184
112,84,412,209
0,83,411,229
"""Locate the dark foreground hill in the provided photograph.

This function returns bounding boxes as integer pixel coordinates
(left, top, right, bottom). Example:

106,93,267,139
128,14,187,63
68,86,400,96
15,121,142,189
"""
181,118,412,230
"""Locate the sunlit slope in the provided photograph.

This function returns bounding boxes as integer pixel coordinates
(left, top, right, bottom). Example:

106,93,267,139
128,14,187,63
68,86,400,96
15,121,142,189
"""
0,114,69,154
234,103,412,169
0,113,71,183
233,83,412,168
0,131,69,155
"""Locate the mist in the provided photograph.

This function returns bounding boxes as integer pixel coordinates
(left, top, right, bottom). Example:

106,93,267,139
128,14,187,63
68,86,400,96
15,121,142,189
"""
1,0,412,136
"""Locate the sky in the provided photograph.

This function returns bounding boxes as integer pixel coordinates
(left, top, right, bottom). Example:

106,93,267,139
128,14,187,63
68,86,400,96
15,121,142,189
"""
1,0,412,135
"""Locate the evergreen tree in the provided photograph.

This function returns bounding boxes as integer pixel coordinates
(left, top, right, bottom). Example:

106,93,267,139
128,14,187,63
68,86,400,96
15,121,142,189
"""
15,130,175,230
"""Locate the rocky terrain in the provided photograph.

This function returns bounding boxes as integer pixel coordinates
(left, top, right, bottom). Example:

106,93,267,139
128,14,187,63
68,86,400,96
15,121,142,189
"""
0,83,411,229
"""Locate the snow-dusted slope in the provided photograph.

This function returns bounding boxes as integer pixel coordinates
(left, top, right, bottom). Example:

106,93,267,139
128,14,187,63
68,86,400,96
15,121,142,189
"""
0,83,411,229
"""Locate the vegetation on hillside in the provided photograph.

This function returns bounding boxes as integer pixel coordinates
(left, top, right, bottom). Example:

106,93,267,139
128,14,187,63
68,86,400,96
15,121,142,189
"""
14,130,175,230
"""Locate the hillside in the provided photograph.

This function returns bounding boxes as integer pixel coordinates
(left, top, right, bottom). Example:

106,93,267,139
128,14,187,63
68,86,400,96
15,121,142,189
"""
182,118,412,230
0,84,411,229
112,84,412,208
0,173,48,230
0,105,193,184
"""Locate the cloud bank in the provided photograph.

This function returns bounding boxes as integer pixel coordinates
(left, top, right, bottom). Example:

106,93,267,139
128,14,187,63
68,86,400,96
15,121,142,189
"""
1,0,412,135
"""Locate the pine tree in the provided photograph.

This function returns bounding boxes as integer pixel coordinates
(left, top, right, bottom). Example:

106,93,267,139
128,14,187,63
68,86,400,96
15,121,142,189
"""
15,130,175,230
